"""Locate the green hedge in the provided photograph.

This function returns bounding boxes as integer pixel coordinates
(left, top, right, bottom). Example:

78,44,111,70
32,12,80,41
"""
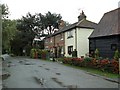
30,48,49,60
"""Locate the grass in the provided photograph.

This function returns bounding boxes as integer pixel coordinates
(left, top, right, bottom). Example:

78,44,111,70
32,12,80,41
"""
63,63,119,79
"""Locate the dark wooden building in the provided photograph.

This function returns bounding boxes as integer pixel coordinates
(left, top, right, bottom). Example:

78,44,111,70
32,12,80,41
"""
89,8,120,58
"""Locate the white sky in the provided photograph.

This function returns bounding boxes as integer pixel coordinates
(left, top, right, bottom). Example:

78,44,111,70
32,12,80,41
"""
1,0,120,23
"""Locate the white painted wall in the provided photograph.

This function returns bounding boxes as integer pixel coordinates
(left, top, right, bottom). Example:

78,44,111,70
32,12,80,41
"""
76,28,94,57
65,29,76,57
64,28,94,58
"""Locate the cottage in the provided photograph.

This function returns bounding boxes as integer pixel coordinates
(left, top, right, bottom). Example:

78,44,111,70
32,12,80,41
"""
44,25,65,58
64,11,97,57
89,8,120,58
44,11,97,58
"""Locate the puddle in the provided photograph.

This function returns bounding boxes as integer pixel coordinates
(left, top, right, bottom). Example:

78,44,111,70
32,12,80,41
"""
45,68,50,71
56,73,61,75
24,62,34,65
7,64,16,67
8,61,12,63
51,77,77,88
51,77,65,87
38,66,42,67
67,85,77,89
2,73,11,80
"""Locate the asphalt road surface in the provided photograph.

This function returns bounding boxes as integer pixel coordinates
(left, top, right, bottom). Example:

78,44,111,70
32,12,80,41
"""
2,56,119,88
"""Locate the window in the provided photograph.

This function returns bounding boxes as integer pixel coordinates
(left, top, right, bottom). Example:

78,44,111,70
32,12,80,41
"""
67,30,73,38
45,39,48,43
50,38,52,43
111,44,117,50
68,46,73,55
60,34,63,40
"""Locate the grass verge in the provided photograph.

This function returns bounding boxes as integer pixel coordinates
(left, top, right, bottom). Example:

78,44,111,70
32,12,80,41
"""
63,63,119,79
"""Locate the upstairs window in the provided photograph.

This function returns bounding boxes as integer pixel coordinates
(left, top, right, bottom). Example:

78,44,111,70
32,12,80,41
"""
67,30,73,38
50,38,52,43
60,33,63,40
68,46,73,55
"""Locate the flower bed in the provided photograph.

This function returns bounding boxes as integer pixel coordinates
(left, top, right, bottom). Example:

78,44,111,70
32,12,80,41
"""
62,57,119,74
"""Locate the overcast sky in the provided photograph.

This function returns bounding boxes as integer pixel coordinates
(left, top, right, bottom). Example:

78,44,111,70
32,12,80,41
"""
1,0,120,23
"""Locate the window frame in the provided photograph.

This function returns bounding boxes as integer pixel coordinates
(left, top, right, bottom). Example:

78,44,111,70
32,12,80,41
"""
68,46,73,55
67,30,73,39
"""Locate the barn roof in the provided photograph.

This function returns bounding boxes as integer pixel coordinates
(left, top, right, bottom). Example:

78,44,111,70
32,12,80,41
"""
89,8,120,38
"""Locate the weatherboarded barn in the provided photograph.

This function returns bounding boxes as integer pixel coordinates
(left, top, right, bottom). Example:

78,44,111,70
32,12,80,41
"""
89,8,120,58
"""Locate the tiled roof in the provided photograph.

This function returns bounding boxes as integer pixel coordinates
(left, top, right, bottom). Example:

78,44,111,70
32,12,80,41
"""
89,8,120,38
51,19,97,36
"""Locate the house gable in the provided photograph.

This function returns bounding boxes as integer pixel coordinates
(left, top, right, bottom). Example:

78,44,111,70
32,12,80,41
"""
89,8,120,38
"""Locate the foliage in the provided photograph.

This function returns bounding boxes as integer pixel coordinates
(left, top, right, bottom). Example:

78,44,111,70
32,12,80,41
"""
37,11,62,35
114,49,120,60
30,49,49,60
61,57,119,74
30,48,36,58
2,19,17,54
94,48,99,59
1,4,9,19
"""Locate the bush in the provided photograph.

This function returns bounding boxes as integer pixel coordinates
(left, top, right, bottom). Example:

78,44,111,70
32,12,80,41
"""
110,59,119,73
41,50,48,60
61,56,119,74
72,58,84,66
30,48,37,58
94,49,99,60
63,57,72,65
114,49,120,61
84,57,92,67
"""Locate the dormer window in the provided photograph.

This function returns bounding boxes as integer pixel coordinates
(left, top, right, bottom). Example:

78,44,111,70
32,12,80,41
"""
67,30,73,38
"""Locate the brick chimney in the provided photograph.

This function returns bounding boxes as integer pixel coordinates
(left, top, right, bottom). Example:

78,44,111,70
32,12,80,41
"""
59,20,65,29
78,10,87,21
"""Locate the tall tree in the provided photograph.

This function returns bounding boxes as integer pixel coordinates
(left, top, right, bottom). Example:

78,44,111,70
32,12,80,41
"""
37,11,62,35
1,4,9,19
1,4,17,54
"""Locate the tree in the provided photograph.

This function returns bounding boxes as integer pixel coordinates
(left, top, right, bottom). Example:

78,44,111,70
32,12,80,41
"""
1,4,9,19
38,11,62,35
2,19,17,53
16,13,37,46
1,4,17,54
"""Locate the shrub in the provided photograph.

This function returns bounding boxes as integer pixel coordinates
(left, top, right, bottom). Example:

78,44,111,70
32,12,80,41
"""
41,50,48,60
30,48,36,58
114,49,120,61
110,59,119,74
84,57,92,67
72,58,84,66
94,48,100,60
63,57,72,64
99,59,110,72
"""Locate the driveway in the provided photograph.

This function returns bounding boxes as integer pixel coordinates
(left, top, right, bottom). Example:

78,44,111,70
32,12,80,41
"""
2,56,119,88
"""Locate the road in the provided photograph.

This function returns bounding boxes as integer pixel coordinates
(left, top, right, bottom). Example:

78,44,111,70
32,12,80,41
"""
2,56,119,88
